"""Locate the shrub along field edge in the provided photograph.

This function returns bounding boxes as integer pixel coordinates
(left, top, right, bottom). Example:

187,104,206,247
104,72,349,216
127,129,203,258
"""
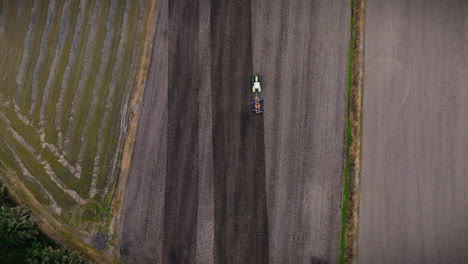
339,0,365,263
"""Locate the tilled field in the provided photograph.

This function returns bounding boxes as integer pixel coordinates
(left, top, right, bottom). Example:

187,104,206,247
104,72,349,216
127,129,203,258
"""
358,0,468,263
0,0,151,256
120,0,350,263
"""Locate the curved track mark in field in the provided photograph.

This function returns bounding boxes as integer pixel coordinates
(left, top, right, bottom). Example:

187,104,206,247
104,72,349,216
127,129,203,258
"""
7,127,85,204
28,0,56,117
15,0,39,105
210,1,269,263
2,99,78,178
55,0,88,149
62,0,102,154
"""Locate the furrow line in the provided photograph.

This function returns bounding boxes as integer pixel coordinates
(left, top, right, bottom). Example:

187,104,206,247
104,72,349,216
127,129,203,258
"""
77,0,120,188
28,0,57,117
0,0,7,37
13,103,33,127
16,0,25,16
3,142,62,215
55,0,88,149
15,0,40,105
0,110,10,125
7,127,85,204
62,0,102,154
39,0,72,129
104,91,130,196
2,100,78,178
88,0,130,197
40,141,78,176
103,0,145,197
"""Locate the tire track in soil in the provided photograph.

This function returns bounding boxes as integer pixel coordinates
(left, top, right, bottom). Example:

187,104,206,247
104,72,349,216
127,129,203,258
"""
210,0,269,263
121,0,269,262
162,1,201,262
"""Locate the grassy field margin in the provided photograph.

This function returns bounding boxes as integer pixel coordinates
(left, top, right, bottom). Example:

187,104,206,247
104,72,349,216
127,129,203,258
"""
105,0,159,257
339,0,365,263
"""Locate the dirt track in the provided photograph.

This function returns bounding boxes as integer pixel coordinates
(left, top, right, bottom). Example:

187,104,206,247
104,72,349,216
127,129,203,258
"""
358,0,468,263
120,0,349,263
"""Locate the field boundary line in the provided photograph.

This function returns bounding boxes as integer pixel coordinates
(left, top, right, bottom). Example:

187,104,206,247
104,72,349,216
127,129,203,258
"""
106,0,159,256
340,0,365,263
95,0,136,198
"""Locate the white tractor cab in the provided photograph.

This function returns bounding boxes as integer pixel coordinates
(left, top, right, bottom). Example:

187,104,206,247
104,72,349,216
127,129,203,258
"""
251,75,262,93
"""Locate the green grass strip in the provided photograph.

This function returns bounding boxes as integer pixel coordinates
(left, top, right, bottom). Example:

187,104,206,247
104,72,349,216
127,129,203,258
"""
339,0,356,263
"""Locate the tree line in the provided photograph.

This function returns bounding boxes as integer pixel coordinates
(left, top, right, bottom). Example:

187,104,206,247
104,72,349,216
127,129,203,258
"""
0,185,85,264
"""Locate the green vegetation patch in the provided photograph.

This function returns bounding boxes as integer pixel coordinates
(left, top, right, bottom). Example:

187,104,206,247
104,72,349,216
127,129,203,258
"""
0,0,150,253
0,184,86,264
340,0,364,263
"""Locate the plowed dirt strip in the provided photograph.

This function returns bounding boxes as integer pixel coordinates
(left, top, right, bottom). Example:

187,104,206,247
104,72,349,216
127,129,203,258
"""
195,0,215,262
120,0,350,263
252,0,350,262
119,0,168,262
161,0,203,262
210,0,269,263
